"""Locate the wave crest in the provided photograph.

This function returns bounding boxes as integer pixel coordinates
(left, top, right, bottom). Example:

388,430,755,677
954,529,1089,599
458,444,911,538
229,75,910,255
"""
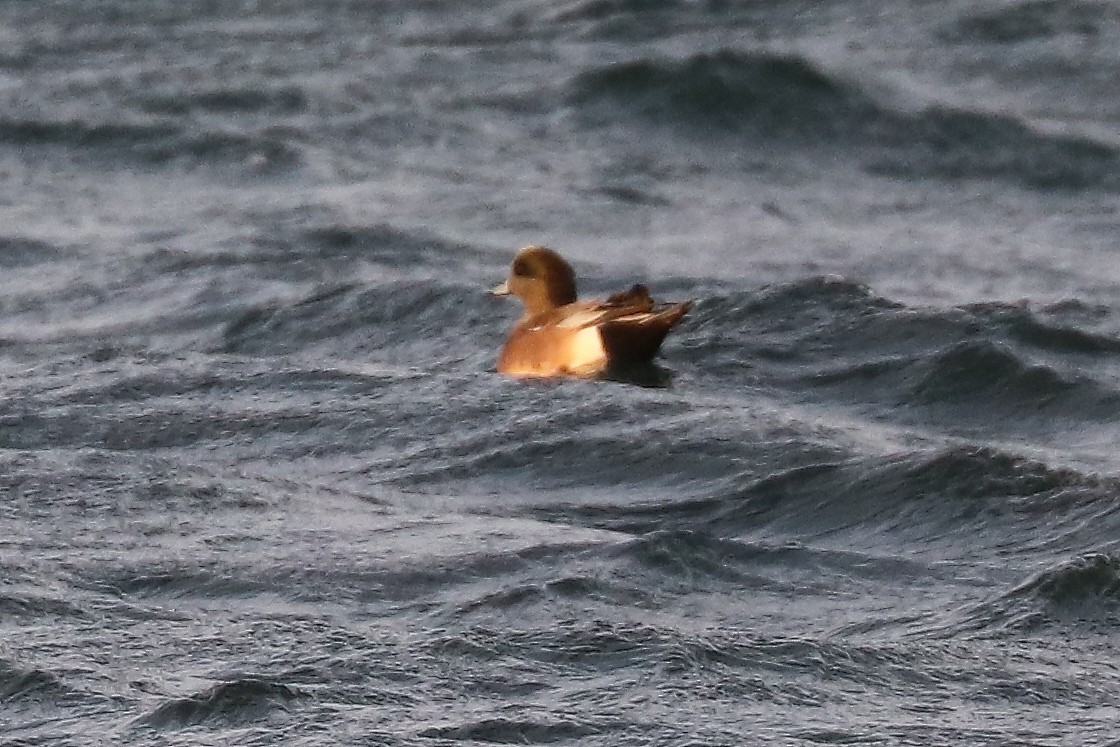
569,50,868,139
0,116,301,172
139,678,304,729
946,0,1110,43
569,49,1120,189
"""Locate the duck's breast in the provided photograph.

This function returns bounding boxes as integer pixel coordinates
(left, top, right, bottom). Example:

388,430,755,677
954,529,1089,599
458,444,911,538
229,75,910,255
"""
497,321,607,377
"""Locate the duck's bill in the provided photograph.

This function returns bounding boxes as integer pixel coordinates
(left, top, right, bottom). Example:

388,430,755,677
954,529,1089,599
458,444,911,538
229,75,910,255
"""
489,280,511,296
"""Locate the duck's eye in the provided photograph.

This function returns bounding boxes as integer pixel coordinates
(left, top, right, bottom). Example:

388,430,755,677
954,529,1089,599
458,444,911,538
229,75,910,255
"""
512,257,534,278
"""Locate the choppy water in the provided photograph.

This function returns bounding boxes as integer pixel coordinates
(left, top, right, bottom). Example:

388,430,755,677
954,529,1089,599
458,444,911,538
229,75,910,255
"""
4,1,1120,745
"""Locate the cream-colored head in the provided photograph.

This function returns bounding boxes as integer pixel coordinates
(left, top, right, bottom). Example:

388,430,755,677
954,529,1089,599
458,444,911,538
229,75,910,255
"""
490,245,578,316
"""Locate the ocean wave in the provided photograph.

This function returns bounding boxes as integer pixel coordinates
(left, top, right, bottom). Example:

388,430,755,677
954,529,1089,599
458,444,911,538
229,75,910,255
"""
0,358,413,454
149,129,302,171
0,590,87,620
866,107,1119,190
220,279,488,357
426,621,993,705
881,446,1088,504
454,575,656,614
705,281,1120,364
944,0,1110,43
568,49,1120,190
621,529,778,581
0,662,72,702
569,50,867,139
715,285,1120,418
536,444,1108,546
967,301,1120,355
0,117,180,150
57,363,389,406
429,620,670,670
547,0,733,41
952,552,1120,634
136,85,308,116
433,619,1109,711
0,116,301,172
678,277,901,370
551,0,682,24
719,447,1095,535
1027,552,1120,607
100,566,274,600
819,336,1120,420
138,677,305,729
913,341,1077,404
147,223,457,279
0,236,66,269
0,394,306,451
613,529,937,592
371,400,757,495
299,223,489,268
420,718,601,743
743,275,898,316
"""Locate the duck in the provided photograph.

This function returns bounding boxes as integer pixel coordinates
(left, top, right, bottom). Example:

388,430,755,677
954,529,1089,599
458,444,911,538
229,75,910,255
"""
490,245,692,378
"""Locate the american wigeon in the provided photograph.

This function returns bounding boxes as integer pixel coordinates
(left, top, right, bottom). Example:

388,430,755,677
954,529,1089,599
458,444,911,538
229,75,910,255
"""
490,245,692,377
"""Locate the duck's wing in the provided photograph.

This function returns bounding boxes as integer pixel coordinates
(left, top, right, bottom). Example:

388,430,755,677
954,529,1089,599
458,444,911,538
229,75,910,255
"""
546,284,662,329
604,284,654,310
551,299,650,331
597,300,693,365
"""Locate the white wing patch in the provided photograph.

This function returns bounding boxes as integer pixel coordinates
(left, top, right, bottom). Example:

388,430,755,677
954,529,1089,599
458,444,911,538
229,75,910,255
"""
565,325,607,372
555,309,654,329
605,313,651,323
556,308,611,329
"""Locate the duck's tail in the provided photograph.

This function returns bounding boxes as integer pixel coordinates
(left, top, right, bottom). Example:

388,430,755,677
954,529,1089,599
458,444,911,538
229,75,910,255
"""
599,299,693,365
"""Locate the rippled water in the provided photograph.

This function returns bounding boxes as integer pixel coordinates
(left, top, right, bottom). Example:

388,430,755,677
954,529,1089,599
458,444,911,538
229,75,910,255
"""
3,1,1120,745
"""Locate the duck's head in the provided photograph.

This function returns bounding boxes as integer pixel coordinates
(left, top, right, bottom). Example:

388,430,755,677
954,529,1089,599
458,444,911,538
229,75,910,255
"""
490,245,578,315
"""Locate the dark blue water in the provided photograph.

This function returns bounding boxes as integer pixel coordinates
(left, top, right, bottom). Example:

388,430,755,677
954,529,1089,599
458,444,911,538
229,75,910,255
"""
3,2,1120,745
